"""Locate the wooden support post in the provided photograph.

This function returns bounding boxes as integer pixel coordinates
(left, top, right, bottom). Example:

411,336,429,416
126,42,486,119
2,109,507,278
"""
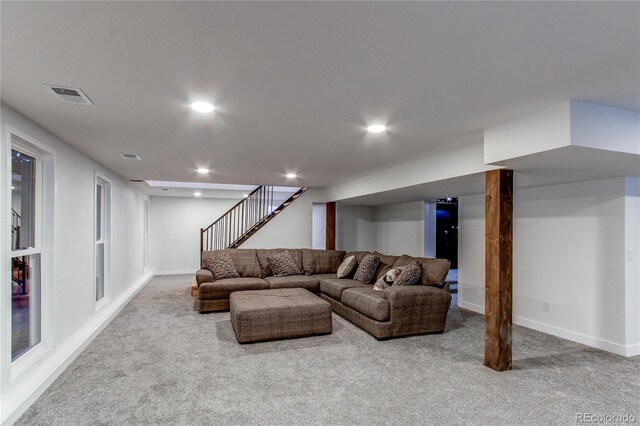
326,202,336,250
484,169,513,372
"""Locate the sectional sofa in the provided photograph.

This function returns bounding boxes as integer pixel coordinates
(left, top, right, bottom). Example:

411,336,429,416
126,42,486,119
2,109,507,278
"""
195,248,452,339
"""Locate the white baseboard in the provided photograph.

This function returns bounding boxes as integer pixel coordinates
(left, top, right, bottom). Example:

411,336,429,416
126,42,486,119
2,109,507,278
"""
457,299,636,357
1,271,154,426
625,343,640,357
153,269,195,276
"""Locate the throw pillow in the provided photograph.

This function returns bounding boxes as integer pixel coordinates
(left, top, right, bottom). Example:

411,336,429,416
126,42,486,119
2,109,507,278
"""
353,254,380,284
384,266,406,284
393,261,421,286
336,255,357,278
373,277,390,292
204,252,240,280
266,251,302,277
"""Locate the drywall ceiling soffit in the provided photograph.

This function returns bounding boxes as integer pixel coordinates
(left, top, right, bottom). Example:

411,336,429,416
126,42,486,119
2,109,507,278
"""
491,146,640,189
1,1,638,187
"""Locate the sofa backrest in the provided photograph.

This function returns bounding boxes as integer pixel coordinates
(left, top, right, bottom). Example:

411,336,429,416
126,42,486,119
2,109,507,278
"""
392,254,451,286
201,249,261,277
371,252,400,280
301,249,346,274
256,249,304,278
202,248,450,285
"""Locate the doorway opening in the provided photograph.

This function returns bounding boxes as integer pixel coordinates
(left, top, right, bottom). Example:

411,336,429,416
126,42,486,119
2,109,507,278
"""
435,197,458,299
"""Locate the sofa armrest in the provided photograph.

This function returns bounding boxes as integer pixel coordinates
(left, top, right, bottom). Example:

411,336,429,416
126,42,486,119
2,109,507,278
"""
196,269,214,287
382,285,452,336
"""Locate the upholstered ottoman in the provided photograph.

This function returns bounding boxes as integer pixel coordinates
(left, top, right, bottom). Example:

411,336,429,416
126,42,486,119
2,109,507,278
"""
230,288,332,343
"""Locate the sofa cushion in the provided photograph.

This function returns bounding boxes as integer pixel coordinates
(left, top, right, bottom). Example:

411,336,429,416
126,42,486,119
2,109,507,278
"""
266,251,302,277
313,273,338,281
342,287,390,322
371,252,400,280
393,261,421,286
203,252,240,280
301,249,346,274
201,249,261,278
257,249,303,277
336,255,357,278
353,254,380,284
265,275,320,293
198,277,269,300
319,278,366,301
393,255,451,286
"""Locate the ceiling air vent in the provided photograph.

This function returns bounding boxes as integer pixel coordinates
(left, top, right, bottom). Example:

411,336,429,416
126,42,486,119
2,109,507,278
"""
43,84,94,105
121,154,142,160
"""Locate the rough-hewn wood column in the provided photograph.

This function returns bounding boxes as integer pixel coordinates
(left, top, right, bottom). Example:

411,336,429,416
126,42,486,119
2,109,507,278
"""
485,169,513,372
326,202,336,250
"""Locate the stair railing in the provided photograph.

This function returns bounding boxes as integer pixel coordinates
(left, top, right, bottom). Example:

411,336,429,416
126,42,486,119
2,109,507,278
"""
200,185,307,261
200,185,274,253
11,208,21,251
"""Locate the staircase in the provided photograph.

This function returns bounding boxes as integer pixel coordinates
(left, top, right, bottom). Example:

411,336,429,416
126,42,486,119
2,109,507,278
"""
200,185,308,258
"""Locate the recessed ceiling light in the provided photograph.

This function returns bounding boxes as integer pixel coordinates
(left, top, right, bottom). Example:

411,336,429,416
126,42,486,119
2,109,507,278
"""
194,192,202,197
11,186,15,190
191,101,214,113
196,168,210,174
366,124,387,133
285,173,297,179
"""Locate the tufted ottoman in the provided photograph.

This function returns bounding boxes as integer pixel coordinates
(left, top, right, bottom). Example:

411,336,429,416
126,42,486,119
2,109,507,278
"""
230,288,332,343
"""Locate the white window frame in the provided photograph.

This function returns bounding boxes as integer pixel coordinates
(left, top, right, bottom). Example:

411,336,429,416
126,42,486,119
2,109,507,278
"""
2,126,55,384
94,173,111,309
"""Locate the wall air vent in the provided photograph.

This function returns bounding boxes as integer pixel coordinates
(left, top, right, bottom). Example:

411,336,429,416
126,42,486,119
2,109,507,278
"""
43,84,94,105
121,154,142,160
129,179,144,182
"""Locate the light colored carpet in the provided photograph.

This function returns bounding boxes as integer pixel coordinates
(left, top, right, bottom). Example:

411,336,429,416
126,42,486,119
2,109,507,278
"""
17,275,639,425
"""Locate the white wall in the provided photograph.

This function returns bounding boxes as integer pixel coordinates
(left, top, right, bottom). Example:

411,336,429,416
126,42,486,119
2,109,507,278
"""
337,201,425,256
624,177,640,354
149,188,327,273
373,202,424,256
336,205,376,252
311,203,326,249
149,196,236,274
0,104,150,424
458,177,639,356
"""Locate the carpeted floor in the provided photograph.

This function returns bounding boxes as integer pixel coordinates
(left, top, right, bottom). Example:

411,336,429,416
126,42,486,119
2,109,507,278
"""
17,275,639,425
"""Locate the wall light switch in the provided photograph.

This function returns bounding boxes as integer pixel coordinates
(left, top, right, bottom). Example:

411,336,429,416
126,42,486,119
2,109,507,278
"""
543,300,550,312
627,249,634,261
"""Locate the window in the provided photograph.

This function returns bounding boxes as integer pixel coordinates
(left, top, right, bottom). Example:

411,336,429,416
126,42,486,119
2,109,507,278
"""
95,177,110,303
10,144,42,361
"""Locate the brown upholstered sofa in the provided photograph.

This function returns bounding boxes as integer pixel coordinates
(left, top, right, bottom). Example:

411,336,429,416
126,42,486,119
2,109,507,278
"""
195,249,452,339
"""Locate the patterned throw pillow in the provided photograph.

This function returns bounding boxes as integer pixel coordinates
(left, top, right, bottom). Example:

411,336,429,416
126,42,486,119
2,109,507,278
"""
336,255,357,278
353,254,380,284
393,261,421,286
266,251,302,277
373,277,390,292
204,252,240,280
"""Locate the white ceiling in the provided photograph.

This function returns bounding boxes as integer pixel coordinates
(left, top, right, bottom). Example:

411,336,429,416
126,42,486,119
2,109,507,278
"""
2,2,638,188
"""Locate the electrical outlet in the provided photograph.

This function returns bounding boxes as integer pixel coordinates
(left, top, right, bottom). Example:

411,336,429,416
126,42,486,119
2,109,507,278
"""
542,300,550,312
